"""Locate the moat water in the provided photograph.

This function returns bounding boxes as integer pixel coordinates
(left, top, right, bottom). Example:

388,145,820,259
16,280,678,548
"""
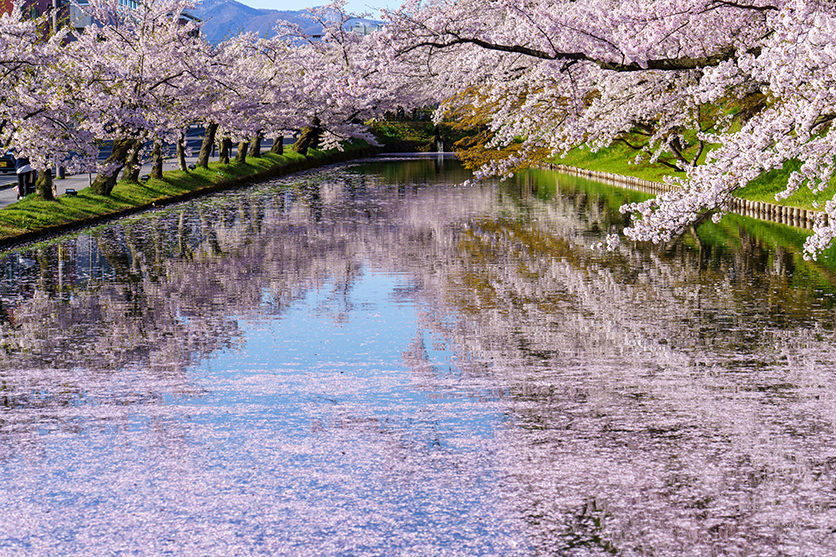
0,155,835,554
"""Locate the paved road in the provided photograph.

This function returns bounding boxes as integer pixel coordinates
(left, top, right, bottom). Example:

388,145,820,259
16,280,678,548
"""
0,134,285,209
0,154,201,209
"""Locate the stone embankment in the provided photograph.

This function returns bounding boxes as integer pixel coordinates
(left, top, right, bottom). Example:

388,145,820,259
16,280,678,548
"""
544,164,829,231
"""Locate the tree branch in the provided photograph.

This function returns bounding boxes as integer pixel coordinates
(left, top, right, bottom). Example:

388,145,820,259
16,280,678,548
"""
403,36,738,73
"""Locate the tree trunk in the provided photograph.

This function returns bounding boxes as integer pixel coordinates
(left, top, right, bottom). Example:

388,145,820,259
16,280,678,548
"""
177,131,188,171
250,134,262,158
37,248,55,292
270,135,284,155
199,207,221,255
91,137,134,196
292,117,322,156
235,141,249,163
151,141,163,179
122,139,143,182
129,154,142,182
198,122,218,168
35,168,55,201
219,137,231,164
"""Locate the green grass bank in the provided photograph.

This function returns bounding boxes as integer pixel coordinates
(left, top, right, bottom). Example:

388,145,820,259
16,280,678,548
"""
0,144,375,248
555,144,836,211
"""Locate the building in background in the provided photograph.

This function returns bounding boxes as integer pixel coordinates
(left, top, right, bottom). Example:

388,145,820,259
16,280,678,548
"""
0,0,65,33
349,20,382,36
1,0,197,35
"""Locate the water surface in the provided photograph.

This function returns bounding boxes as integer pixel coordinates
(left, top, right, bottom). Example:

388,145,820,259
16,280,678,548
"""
1,156,835,555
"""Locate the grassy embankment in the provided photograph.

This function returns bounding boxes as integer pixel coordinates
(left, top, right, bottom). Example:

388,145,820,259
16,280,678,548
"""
555,142,836,211
0,144,373,246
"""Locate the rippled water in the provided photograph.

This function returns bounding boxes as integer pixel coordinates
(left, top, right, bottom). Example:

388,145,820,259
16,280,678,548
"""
1,156,836,554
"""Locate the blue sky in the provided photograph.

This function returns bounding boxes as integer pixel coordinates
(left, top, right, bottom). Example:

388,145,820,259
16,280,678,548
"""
242,0,403,16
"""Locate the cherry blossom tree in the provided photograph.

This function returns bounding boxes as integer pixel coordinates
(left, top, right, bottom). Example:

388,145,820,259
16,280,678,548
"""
199,32,301,164
197,3,408,164
0,3,98,199
59,0,210,195
382,0,836,258
281,1,428,152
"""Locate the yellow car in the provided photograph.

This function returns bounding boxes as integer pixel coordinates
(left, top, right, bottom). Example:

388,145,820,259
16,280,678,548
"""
0,151,15,172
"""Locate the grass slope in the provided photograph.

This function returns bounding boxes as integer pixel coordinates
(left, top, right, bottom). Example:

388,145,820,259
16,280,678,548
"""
554,145,836,212
555,143,681,184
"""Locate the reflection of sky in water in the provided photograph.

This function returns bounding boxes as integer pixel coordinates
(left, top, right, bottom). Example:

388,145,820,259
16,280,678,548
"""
0,269,525,555
193,269,502,445
5,159,836,554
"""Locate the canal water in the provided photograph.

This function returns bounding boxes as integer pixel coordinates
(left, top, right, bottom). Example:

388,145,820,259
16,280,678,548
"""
1,155,835,555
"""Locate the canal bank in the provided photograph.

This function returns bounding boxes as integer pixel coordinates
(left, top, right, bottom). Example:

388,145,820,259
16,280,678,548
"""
544,163,829,231
0,143,376,250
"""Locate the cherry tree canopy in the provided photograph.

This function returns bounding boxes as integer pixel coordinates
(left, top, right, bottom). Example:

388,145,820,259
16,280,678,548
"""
282,2,422,149
64,0,210,191
0,5,98,172
382,0,836,258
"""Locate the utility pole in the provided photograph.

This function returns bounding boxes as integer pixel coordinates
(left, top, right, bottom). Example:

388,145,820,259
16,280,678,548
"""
52,0,59,36
52,0,67,180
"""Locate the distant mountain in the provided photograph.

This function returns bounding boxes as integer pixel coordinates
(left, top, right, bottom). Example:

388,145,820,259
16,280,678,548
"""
191,0,380,44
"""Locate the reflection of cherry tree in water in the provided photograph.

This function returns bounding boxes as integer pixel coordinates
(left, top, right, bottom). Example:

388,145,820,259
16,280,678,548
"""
0,165,501,410
0,165,835,552
0,172,389,387
396,178,836,554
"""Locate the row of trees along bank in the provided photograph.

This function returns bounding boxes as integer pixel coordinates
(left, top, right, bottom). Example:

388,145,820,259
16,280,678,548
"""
7,0,836,258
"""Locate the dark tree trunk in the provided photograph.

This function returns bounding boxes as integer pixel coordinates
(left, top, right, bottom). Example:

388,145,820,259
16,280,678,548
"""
198,122,218,168
270,135,284,155
219,137,231,164
235,141,249,163
91,137,134,196
37,248,55,293
129,160,142,182
199,207,221,255
35,168,55,201
151,141,164,179
122,139,143,182
292,117,322,156
177,131,188,171
250,134,262,158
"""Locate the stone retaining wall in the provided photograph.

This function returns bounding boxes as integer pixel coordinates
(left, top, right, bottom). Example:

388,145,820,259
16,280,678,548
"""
541,163,828,231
